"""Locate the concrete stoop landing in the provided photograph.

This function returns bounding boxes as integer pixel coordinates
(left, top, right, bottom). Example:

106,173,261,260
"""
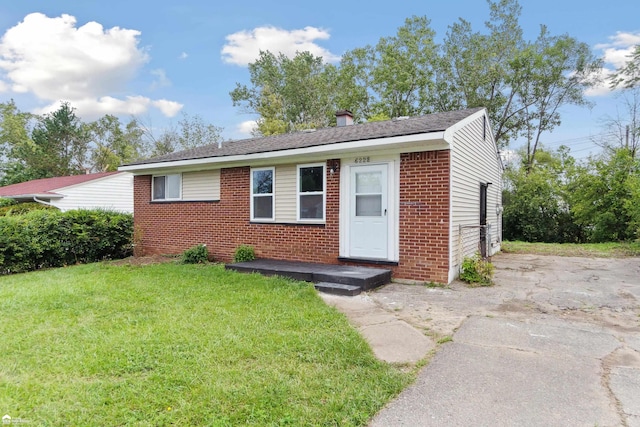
225,259,392,296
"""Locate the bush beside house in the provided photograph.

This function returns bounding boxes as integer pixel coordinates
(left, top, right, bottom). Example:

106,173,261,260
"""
0,197,16,207
0,209,133,275
0,201,59,216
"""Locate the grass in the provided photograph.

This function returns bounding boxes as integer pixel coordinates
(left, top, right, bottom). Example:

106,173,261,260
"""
501,240,640,257
423,281,447,289
436,336,453,345
0,263,411,426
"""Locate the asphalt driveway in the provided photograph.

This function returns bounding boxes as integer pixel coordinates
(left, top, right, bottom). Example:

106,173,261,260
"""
365,253,640,426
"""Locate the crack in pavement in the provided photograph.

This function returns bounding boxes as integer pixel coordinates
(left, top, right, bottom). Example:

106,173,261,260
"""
600,343,640,427
367,253,640,426
602,348,629,427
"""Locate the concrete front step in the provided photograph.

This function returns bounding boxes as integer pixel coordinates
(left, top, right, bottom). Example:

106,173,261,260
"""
314,282,362,296
226,259,391,295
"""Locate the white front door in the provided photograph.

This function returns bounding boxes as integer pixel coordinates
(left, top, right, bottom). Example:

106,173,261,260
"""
349,163,388,259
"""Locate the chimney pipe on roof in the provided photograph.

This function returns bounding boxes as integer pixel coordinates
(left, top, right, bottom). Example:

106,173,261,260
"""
335,109,354,127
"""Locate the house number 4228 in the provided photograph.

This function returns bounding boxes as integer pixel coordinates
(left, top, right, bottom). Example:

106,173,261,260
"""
355,156,370,163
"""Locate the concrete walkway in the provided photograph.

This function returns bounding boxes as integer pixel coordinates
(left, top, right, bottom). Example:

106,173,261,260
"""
320,293,434,364
370,315,632,427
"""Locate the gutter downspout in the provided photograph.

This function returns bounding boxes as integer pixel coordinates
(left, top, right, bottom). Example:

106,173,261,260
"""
32,196,55,207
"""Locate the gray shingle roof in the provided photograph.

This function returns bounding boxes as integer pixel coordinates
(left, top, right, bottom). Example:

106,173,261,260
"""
124,107,483,166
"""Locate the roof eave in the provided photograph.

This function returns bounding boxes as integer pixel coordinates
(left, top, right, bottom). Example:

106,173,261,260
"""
119,131,448,174
3,193,64,200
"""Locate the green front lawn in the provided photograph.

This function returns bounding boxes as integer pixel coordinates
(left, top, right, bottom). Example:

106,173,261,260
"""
501,240,640,257
0,263,410,426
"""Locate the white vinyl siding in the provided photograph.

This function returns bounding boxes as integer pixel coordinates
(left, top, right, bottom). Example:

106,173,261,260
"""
182,170,220,201
274,165,296,222
51,172,134,213
450,115,503,279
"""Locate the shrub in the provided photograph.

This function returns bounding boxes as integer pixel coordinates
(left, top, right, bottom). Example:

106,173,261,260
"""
0,209,133,275
460,254,494,286
181,244,209,264
0,197,17,208
0,202,58,216
234,245,256,263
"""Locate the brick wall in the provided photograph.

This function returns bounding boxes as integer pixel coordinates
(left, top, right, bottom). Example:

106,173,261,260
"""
134,160,340,264
396,151,450,283
134,151,451,283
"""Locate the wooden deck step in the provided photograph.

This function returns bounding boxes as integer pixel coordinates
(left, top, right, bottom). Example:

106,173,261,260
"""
226,259,391,296
314,282,362,296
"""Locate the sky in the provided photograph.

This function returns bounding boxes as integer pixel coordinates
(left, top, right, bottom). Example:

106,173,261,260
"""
0,0,639,158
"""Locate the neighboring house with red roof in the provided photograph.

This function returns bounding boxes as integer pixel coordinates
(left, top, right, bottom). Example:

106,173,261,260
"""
0,172,133,213
120,108,503,284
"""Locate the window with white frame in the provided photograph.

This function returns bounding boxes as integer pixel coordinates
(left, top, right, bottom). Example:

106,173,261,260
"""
251,167,274,220
152,174,181,200
297,164,325,220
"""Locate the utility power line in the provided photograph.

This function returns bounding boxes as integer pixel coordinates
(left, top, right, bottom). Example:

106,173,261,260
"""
541,131,617,148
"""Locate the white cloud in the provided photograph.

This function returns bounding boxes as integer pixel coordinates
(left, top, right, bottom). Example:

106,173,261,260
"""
500,149,520,167
595,32,640,73
179,52,188,60
34,97,183,119
589,31,640,95
152,99,183,117
221,25,340,66
584,68,615,97
0,13,182,118
150,68,171,90
236,120,257,136
595,32,640,50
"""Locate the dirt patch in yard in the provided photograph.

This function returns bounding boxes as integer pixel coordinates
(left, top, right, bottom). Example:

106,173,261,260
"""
109,254,179,266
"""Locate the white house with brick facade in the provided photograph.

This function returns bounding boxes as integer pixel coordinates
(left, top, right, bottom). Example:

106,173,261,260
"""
119,108,502,284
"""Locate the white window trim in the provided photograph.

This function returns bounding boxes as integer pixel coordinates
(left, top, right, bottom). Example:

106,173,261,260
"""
250,167,275,221
151,173,182,201
296,163,326,222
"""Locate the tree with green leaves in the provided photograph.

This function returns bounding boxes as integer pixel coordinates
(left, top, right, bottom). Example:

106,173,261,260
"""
366,15,438,118
138,111,223,156
437,0,600,154
230,16,439,131
595,88,640,159
176,112,223,150
333,47,375,122
230,51,338,136
0,100,39,185
503,146,583,242
27,102,92,177
569,148,640,242
611,45,640,89
437,0,525,145
231,0,599,149
518,28,601,170
0,101,33,159
1,102,224,184
504,144,640,244
90,115,146,172
1,102,91,182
